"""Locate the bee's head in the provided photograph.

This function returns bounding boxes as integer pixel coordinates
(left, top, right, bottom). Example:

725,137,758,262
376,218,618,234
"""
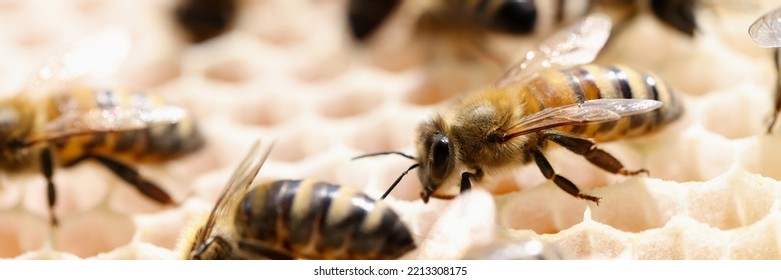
414,116,455,203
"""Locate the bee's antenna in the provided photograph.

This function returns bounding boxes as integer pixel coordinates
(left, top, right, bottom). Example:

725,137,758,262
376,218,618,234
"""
352,151,416,161
381,163,419,200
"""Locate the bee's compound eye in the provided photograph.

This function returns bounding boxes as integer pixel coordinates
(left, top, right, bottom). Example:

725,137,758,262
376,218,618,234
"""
490,0,536,34
431,131,452,178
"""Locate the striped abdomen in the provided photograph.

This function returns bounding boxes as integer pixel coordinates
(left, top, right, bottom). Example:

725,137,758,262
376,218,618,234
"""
235,179,416,260
46,86,204,164
522,64,683,142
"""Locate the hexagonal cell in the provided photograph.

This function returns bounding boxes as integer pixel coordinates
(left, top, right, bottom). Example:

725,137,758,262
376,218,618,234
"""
317,91,383,119
729,213,781,259
230,92,302,127
499,183,588,234
21,163,111,222
342,116,419,154
589,179,684,233
633,217,728,260
698,85,767,139
0,211,47,258
54,207,135,258
202,58,254,84
737,136,781,181
685,168,781,230
267,126,337,163
548,219,631,259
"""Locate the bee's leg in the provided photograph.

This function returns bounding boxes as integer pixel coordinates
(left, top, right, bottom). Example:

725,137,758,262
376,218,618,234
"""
768,49,781,134
460,172,472,193
543,133,648,176
40,148,58,226
531,148,601,204
237,239,295,260
88,155,175,205
459,168,483,194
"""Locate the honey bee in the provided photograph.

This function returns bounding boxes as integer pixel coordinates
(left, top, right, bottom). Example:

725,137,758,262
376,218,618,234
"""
355,14,683,203
174,0,237,43
181,140,416,260
0,27,204,225
748,6,781,133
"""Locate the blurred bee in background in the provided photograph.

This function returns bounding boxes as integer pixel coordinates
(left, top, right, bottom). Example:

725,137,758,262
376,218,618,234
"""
346,0,699,51
356,14,683,203
748,6,781,133
181,140,416,260
174,0,237,43
0,27,204,225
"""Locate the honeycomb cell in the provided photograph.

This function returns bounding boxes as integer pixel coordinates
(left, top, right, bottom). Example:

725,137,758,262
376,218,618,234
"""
550,218,631,259
685,168,780,230
202,58,253,83
54,207,135,258
729,213,781,259
698,85,767,139
0,211,47,258
634,217,728,260
230,92,301,127
589,179,683,233
499,183,588,234
267,126,336,163
343,117,417,154
317,90,383,119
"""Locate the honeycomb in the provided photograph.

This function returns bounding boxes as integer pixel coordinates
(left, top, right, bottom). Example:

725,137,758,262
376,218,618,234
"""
2,0,781,260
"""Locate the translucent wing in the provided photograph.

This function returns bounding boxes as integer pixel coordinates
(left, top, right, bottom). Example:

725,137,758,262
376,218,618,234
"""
24,105,187,145
494,13,612,88
194,140,271,247
503,99,663,139
29,26,132,89
749,7,781,48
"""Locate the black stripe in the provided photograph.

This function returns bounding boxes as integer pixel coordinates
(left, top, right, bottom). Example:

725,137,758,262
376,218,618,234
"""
238,181,284,243
575,67,599,100
564,69,586,103
314,182,341,253
115,129,141,152
643,74,664,125
569,124,587,134
597,120,617,133
608,67,633,99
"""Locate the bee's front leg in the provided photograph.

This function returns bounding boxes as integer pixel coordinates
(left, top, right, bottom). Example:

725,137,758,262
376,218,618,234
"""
40,148,58,226
542,132,648,176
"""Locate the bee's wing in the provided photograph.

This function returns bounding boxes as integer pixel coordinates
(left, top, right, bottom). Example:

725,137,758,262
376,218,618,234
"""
24,105,187,145
503,99,662,138
194,140,271,247
28,26,132,90
494,14,612,88
749,7,781,48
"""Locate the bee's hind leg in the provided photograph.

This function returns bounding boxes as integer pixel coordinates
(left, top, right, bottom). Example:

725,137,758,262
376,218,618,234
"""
91,155,175,205
530,148,601,205
65,154,176,205
40,148,58,226
543,133,648,176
